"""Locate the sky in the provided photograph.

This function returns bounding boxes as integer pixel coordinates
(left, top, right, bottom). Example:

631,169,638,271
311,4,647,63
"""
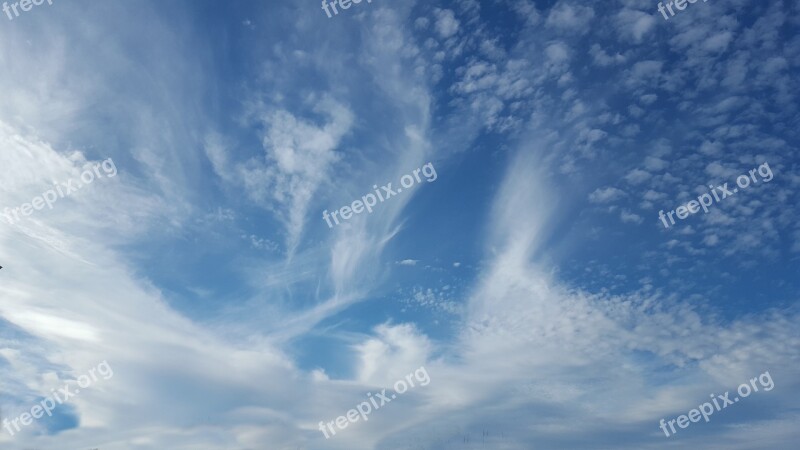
0,0,798,449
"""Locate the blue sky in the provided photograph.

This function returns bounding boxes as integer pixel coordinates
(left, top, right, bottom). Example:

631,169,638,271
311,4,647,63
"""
0,0,799,448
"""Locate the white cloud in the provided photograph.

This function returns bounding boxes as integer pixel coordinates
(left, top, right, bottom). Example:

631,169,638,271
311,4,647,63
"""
589,44,626,67
625,168,652,185
545,3,595,32
433,9,460,39
589,187,627,204
206,97,354,256
545,42,570,63
615,8,656,43
644,156,668,171
620,210,644,224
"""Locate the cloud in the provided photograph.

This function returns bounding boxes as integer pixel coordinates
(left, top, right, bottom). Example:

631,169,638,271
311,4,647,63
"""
354,323,432,386
625,168,652,185
434,142,800,449
615,8,656,43
620,209,644,224
590,44,626,67
644,156,668,172
207,97,354,256
589,187,627,204
545,3,595,32
1,0,798,448
433,8,460,39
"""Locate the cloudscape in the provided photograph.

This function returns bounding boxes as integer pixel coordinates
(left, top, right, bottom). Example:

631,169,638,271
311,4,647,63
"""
0,0,799,449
